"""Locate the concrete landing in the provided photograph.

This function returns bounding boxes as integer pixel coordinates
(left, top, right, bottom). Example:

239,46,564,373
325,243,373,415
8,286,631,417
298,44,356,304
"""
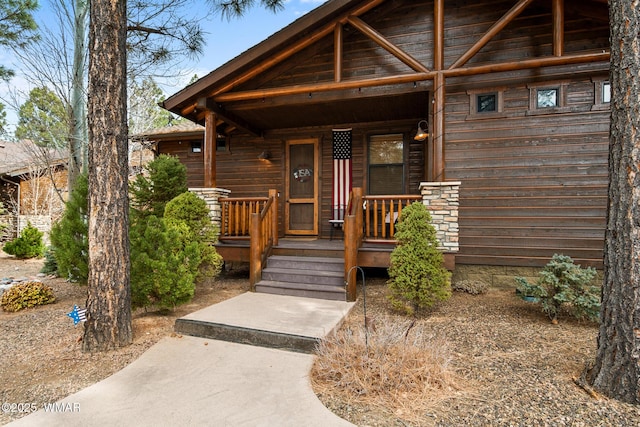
175,292,355,353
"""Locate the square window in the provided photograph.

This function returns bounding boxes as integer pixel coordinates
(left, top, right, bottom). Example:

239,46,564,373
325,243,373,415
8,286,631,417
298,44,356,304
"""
602,82,611,103
477,93,497,113
537,89,558,108
191,142,202,153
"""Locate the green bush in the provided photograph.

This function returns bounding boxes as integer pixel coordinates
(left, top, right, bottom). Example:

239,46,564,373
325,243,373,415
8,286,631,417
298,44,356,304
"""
515,254,600,323
387,202,451,315
49,174,88,283
40,248,58,275
1,281,56,312
164,191,223,278
2,222,45,259
130,155,187,219
452,280,489,295
130,215,200,311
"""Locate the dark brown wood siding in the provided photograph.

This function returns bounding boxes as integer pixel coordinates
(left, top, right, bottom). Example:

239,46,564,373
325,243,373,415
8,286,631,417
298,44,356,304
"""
446,78,609,268
157,138,205,188
159,123,425,239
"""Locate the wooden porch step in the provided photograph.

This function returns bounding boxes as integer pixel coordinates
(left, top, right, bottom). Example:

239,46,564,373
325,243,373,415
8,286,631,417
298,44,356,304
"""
266,255,344,273
255,255,346,301
255,280,346,301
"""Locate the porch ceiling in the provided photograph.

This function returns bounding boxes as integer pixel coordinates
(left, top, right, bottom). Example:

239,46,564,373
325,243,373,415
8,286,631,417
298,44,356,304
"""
213,90,429,132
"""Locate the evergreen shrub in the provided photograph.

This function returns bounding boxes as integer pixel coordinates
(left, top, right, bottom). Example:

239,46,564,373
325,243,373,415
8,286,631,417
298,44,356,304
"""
130,215,200,310
49,174,88,283
130,154,187,218
2,222,45,259
387,202,451,315
515,254,600,323
452,280,489,295
1,281,55,312
164,191,223,278
40,248,58,275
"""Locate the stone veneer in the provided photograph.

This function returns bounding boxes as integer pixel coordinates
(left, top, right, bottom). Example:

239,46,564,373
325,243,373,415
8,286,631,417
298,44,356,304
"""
18,215,52,245
189,187,231,229
419,181,460,253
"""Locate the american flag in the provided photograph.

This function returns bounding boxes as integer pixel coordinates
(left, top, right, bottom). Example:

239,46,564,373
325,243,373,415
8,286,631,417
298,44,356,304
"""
332,129,352,220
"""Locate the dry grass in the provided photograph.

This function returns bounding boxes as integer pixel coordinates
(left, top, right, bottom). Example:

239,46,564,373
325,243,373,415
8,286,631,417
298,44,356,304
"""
311,315,464,423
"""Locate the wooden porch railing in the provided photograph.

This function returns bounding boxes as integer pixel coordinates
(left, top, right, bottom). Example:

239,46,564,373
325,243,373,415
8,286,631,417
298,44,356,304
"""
220,196,270,239
344,190,422,301
362,194,422,242
219,190,278,288
249,189,278,288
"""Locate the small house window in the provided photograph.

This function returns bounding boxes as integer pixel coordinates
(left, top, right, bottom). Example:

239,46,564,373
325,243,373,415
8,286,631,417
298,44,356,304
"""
592,79,611,111
477,93,497,113
527,83,569,114
466,88,505,118
368,134,404,195
536,88,559,108
191,142,202,153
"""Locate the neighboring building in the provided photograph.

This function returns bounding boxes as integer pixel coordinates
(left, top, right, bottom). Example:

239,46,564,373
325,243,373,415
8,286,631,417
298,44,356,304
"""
0,140,67,241
157,0,610,274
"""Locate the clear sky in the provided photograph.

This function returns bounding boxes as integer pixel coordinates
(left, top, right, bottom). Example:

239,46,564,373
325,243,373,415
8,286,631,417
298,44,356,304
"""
0,0,328,136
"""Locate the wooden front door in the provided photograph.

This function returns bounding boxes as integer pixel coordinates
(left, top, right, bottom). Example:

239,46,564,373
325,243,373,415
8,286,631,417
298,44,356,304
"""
286,139,319,235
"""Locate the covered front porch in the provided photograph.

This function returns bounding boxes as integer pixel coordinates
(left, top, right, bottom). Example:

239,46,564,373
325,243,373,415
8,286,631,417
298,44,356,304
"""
193,183,460,302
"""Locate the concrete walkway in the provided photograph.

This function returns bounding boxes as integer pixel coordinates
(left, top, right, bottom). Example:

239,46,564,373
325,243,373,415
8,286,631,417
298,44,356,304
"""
8,293,356,427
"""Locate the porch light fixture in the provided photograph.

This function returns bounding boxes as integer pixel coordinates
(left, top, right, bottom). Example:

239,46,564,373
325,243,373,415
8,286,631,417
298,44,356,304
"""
414,120,429,141
258,150,271,160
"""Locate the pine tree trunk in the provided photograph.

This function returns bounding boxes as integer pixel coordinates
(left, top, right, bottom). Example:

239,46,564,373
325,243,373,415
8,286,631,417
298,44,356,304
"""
83,0,132,351
585,0,640,404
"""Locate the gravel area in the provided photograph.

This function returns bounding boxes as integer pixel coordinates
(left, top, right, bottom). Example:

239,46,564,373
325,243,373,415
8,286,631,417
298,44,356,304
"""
2,254,640,426
313,269,640,426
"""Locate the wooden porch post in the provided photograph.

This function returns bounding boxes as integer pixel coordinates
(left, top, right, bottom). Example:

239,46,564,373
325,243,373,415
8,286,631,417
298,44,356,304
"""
432,72,446,182
269,189,279,247
345,187,363,302
552,0,564,56
431,0,446,183
204,110,217,188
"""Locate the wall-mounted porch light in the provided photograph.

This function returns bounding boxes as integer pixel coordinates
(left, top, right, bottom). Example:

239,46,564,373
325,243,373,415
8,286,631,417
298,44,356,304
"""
258,150,271,160
414,120,429,141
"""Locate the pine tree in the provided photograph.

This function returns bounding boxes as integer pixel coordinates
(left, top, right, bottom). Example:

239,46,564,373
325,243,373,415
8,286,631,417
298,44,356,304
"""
50,174,89,283
130,155,187,219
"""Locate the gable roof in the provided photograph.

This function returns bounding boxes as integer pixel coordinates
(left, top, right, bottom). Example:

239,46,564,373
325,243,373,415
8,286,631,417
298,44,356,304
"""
134,121,205,140
0,141,67,177
162,0,610,137
164,0,361,110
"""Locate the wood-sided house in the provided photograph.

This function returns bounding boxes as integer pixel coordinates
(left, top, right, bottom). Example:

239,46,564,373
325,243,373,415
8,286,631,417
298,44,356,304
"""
0,141,67,241
158,0,610,300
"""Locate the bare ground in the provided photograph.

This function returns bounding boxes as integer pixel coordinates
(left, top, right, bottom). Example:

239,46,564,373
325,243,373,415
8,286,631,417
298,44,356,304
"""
1,255,640,426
